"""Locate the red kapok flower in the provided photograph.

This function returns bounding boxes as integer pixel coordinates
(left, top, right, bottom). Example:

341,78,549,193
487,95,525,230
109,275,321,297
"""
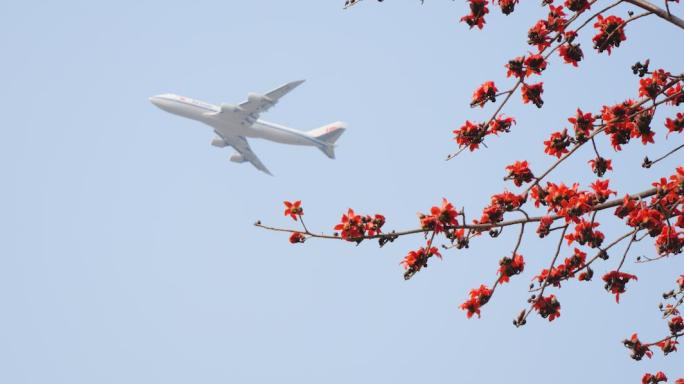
639,77,661,99
565,219,604,248
592,15,626,55
602,270,638,303
461,0,489,29
498,253,525,283
558,42,584,67
527,20,551,51
283,200,303,221
334,208,364,240
568,108,595,142
655,226,684,256
642,372,668,384
589,156,613,177
522,82,544,108
624,333,653,360
544,129,572,158
533,295,561,321
524,54,547,77
489,115,516,134
506,56,525,78
564,0,591,13
505,160,534,186
665,112,684,136
497,0,519,14
656,339,678,355
590,179,616,203
471,81,499,107
454,120,489,151
460,285,493,318
289,232,306,244
537,216,554,238
669,316,684,334
666,83,684,106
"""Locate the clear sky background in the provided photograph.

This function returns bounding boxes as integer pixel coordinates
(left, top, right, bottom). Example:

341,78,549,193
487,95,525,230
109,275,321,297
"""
1,1,683,383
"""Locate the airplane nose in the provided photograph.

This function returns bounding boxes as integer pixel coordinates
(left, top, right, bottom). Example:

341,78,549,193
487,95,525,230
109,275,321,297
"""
149,95,168,109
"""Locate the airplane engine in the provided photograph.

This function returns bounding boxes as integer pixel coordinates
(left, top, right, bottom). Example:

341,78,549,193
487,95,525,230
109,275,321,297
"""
230,154,246,163
247,92,264,104
211,137,227,148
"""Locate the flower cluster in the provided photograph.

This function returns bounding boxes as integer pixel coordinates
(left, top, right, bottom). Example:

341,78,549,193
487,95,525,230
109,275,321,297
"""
334,209,386,241
593,15,626,54
461,0,489,29
419,198,459,234
401,245,442,280
558,32,584,67
602,271,638,303
623,333,653,361
505,160,534,186
521,82,544,107
498,253,525,283
567,108,595,142
532,180,615,223
460,285,493,318
666,112,684,135
471,81,498,107
544,128,572,157
642,372,668,384
565,219,604,247
475,191,525,226
533,294,561,321
588,156,612,177
534,248,587,287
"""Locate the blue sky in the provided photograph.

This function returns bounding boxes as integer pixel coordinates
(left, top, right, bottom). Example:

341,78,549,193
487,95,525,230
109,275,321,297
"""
1,1,683,382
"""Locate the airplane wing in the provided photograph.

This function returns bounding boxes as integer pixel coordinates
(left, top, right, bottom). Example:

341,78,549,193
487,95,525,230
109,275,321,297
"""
210,80,305,127
238,79,305,116
220,134,272,175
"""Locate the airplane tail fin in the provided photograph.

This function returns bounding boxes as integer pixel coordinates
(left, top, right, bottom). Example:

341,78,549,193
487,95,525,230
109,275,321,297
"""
308,122,346,159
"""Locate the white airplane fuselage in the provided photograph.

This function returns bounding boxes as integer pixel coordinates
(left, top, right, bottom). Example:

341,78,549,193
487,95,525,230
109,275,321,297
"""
149,94,321,147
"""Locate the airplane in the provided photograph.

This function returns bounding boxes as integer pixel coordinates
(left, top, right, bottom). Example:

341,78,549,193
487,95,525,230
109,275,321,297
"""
149,80,346,175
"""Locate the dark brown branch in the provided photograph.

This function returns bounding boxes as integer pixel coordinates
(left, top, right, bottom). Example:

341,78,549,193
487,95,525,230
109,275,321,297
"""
625,0,684,29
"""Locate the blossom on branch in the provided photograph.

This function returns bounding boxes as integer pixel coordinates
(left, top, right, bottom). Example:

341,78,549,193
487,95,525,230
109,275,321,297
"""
533,294,561,321
505,160,534,186
665,112,684,135
489,115,516,134
497,0,518,15
498,253,525,283
564,0,591,13
593,15,627,55
589,156,613,177
521,82,544,107
284,200,303,221
568,108,595,142
565,219,604,248
401,245,442,280
471,81,498,107
460,285,493,318
461,0,489,29
506,56,525,78
642,372,668,384
524,54,548,77
544,129,572,158
454,120,488,151
623,333,653,360
289,232,306,244
603,271,638,303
